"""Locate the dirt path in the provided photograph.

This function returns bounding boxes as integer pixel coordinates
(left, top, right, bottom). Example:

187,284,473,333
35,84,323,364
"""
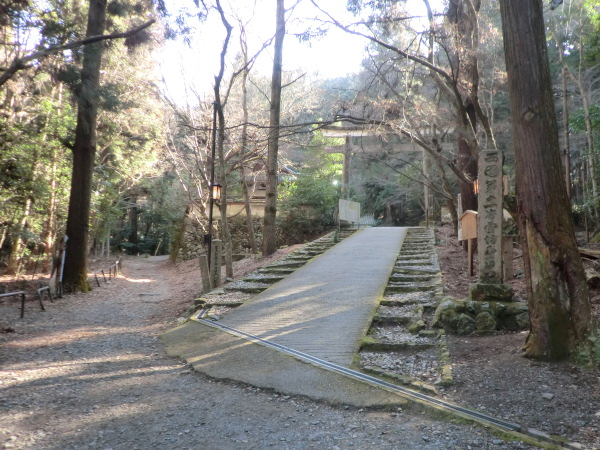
0,256,535,449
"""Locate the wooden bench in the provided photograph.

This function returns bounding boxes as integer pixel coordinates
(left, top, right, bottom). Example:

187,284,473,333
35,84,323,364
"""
0,290,45,318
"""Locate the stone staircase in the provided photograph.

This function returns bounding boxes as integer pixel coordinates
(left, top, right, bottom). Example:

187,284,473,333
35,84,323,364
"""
357,227,452,394
194,229,356,316
194,226,453,394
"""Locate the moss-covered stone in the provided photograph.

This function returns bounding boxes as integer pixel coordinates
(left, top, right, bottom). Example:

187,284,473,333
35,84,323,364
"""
476,311,497,334
469,283,513,302
408,319,427,334
433,297,529,335
440,364,453,387
432,298,465,331
456,313,476,335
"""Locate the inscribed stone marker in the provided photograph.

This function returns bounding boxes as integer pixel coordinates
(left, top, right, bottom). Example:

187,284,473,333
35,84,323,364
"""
477,150,504,284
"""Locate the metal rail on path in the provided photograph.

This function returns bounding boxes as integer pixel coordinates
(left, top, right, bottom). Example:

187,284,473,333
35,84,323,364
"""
1,290,44,318
195,316,521,432
194,316,591,448
94,269,106,286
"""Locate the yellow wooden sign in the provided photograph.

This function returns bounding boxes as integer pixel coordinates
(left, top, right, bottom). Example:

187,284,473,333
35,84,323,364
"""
459,210,478,241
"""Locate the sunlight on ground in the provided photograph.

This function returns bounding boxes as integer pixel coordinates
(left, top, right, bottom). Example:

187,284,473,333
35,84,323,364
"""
187,338,253,366
2,352,175,388
3,325,157,351
119,276,156,283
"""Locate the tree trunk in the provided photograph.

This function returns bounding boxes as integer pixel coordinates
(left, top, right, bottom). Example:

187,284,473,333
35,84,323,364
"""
500,0,595,360
263,0,285,256
41,147,57,271
446,1,481,215
239,45,258,254
432,152,459,236
217,104,234,278
561,66,571,199
458,101,478,213
63,0,107,292
581,92,598,222
214,0,233,278
6,198,31,275
41,84,63,272
128,196,139,248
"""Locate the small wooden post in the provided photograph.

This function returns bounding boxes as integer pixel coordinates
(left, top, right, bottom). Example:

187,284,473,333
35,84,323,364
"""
199,254,212,294
467,238,474,277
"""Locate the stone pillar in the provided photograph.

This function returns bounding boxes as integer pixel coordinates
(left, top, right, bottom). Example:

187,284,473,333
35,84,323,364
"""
342,137,350,199
210,239,222,287
469,150,512,302
477,150,503,283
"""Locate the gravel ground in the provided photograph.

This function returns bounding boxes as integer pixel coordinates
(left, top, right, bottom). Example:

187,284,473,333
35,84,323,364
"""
436,224,600,450
0,253,539,450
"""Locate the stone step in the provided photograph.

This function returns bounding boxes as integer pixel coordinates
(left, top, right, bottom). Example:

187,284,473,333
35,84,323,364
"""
386,283,439,294
205,301,244,308
360,341,434,351
395,259,434,266
397,252,435,258
242,273,286,284
258,267,296,275
393,267,440,276
376,304,422,318
394,264,440,273
285,255,313,262
264,260,306,269
400,245,435,251
402,241,434,247
398,250,433,256
380,297,435,307
291,250,323,257
389,274,437,282
356,227,452,389
224,281,270,294
302,245,333,252
373,315,415,325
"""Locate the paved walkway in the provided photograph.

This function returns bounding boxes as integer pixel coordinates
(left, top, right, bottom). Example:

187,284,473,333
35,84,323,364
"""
219,227,407,367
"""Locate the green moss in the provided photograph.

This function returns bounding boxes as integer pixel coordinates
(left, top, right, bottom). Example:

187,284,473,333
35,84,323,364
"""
573,328,600,366
359,335,378,347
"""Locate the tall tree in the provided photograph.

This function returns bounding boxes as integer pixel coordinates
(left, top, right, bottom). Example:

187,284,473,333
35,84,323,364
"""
263,0,285,256
63,0,108,291
238,24,258,254
445,0,481,216
214,0,234,278
499,0,596,360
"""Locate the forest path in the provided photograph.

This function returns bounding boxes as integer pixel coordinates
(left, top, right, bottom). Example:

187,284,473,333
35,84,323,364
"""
0,254,529,449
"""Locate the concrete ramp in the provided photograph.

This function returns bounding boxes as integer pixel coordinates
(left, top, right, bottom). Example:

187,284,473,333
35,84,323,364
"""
219,227,407,367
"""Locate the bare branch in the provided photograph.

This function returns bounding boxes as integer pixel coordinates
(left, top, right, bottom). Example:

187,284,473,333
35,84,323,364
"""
309,0,453,81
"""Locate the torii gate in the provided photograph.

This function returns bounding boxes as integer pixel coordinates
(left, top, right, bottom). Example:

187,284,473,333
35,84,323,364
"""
320,123,453,223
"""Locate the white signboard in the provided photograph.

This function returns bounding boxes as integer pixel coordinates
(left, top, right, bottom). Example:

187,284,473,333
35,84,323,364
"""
339,199,361,224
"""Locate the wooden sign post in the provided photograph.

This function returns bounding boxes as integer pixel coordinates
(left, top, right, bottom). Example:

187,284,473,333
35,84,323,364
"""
459,210,478,276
